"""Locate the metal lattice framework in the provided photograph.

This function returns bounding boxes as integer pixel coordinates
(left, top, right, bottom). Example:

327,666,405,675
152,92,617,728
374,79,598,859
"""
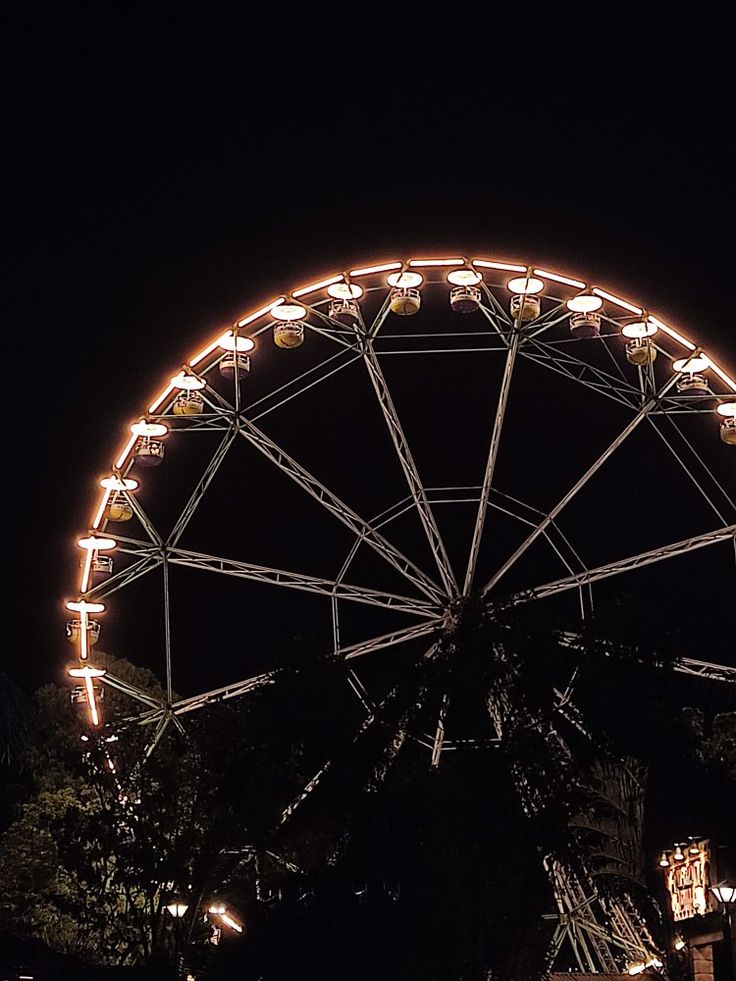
64,255,736,974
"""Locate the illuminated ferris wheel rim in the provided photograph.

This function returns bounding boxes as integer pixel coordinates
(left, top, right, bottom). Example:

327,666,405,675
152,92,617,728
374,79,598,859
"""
91,255,736,518
67,252,736,732
63,254,736,977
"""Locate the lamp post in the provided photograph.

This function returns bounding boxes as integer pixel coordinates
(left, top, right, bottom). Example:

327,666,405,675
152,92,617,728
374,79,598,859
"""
164,894,189,980
711,881,736,981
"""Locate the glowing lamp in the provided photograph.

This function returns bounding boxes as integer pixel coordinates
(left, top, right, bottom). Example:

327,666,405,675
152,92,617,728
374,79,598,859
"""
271,302,307,322
100,475,139,491
673,843,685,861
673,354,709,374
166,897,190,918
674,936,686,951
711,882,736,904
66,600,105,614
69,665,106,679
507,276,544,295
387,271,423,289
447,268,482,287
566,292,603,313
131,420,169,438
208,903,243,933
78,535,116,551
716,401,736,418
327,282,363,299
622,321,658,339
627,962,646,975
658,851,670,867
217,331,256,352
171,370,207,390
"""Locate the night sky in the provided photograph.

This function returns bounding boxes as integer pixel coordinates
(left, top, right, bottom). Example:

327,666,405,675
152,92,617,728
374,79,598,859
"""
6,25,734,719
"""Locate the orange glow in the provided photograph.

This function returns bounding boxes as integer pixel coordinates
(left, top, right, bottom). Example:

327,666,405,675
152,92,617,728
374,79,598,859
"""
707,358,736,394
100,475,139,491
66,600,105,613
472,259,527,272
567,293,603,313
327,282,363,300
292,275,344,298
171,370,207,390
591,288,642,314
236,298,282,328
387,271,423,289
447,269,482,286
208,905,243,933
115,434,139,469
131,420,169,438
271,302,307,322
217,331,257,352
69,665,106,727
80,549,93,593
92,490,112,529
349,261,402,277
507,276,544,295
408,258,463,267
673,354,710,374
647,315,696,352
188,339,220,367
622,320,658,339
147,384,176,414
78,534,116,551
716,401,736,417
534,269,586,289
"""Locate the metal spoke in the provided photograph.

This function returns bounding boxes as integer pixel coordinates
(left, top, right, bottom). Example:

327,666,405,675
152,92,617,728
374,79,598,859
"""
235,417,444,602
556,631,736,685
463,324,522,594
165,544,440,617
339,619,442,661
430,692,450,766
361,337,457,596
482,373,679,596
507,525,736,605
85,553,163,601
101,672,166,711
168,428,238,546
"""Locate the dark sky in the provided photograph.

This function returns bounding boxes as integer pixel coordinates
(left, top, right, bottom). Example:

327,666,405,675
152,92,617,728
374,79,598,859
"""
6,22,735,710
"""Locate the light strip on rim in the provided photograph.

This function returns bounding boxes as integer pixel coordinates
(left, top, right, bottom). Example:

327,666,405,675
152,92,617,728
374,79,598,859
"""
709,359,736,394
408,258,464,267
472,259,527,272
189,339,221,367
80,608,89,661
533,268,586,289
648,315,697,352
115,434,138,469
292,275,344,298
237,298,283,328
349,261,402,277
92,489,112,529
84,672,100,726
592,288,643,314
80,548,93,593
148,384,176,414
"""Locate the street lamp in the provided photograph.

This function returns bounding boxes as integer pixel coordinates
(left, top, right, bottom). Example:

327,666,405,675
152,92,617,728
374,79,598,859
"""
166,896,190,918
711,880,736,981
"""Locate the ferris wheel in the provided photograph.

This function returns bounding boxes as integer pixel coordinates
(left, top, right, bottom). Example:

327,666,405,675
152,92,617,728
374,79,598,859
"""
64,254,736,975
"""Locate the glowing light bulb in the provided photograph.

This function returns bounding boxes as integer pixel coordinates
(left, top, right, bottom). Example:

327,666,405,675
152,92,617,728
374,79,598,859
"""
447,268,483,287
131,420,169,438
271,302,307,322
217,331,256,352
171,370,207,390
327,282,363,299
507,276,544,295
622,320,658,339
566,293,603,313
100,475,139,491
66,600,105,614
78,535,116,551
387,271,423,289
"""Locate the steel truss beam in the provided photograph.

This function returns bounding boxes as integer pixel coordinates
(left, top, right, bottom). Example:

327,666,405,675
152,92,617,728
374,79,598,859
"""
508,525,736,604
464,324,523,594
235,418,444,602
361,337,457,596
168,427,238,546
165,544,440,616
339,619,442,661
483,373,679,595
556,630,736,685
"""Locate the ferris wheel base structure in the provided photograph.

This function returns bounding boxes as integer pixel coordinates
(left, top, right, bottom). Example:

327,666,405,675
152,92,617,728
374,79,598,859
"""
62,254,736,978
